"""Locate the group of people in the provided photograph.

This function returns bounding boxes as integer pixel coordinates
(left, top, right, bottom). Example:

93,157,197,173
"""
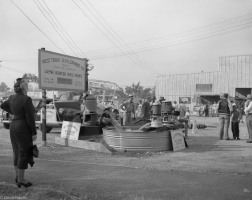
217,93,252,143
100,95,154,127
100,95,191,132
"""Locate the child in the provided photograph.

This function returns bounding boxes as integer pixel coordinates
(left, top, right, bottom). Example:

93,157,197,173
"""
230,105,241,140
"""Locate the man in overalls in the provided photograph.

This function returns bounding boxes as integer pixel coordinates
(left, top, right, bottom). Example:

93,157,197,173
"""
120,95,135,125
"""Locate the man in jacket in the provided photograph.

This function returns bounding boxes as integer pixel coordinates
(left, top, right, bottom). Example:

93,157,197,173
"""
140,96,152,123
120,95,135,125
217,93,233,140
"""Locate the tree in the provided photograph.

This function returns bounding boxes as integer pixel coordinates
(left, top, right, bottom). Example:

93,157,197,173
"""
22,73,39,83
22,73,40,91
0,82,10,92
125,82,154,99
115,88,128,100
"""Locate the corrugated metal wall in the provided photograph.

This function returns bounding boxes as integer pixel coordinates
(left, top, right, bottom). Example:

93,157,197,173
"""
155,55,252,102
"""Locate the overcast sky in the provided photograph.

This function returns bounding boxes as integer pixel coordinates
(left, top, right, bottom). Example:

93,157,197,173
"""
0,0,252,89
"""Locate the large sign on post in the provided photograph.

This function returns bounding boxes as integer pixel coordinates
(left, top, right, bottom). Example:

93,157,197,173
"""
38,49,87,92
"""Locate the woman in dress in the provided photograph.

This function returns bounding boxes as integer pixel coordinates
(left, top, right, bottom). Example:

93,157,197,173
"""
1,78,37,188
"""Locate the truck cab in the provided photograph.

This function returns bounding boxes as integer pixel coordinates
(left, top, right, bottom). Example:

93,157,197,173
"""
39,91,85,133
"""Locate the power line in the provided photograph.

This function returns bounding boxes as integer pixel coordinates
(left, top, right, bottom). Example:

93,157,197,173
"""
86,14,252,55
41,0,87,58
40,0,94,67
121,13,252,48
90,21,252,59
72,0,159,74
81,0,158,74
33,0,80,57
11,0,93,70
91,23,252,59
10,0,65,54
0,66,18,82
0,64,27,74
85,14,252,59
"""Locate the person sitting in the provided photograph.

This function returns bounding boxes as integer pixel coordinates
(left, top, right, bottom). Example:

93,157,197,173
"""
111,108,120,121
100,107,112,127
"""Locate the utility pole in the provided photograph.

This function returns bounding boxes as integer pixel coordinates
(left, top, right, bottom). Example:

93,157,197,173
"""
41,48,47,147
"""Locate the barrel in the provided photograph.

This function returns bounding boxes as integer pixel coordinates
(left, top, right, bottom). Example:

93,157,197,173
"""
152,101,161,115
85,94,97,113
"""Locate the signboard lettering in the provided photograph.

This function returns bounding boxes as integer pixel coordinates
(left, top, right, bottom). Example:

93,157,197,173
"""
38,49,87,92
171,131,186,151
179,97,191,104
60,121,81,140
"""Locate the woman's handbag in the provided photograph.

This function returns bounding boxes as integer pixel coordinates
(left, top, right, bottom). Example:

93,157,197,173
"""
32,145,39,158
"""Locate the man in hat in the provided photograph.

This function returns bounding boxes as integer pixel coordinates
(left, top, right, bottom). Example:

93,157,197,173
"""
244,94,252,143
159,96,166,104
120,95,135,125
217,93,233,140
140,96,152,123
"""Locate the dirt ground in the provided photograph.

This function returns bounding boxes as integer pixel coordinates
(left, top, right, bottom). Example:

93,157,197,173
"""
0,116,252,200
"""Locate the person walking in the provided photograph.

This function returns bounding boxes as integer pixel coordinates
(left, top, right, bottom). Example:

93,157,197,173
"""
0,78,37,188
120,95,135,125
244,94,252,143
178,104,189,139
217,93,233,140
230,105,241,140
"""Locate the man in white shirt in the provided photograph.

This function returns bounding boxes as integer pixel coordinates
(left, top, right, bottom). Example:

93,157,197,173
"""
244,94,252,143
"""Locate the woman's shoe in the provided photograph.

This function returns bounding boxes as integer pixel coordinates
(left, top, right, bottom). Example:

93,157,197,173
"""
16,181,32,188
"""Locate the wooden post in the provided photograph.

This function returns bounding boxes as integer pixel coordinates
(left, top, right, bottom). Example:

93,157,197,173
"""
85,60,89,92
42,89,47,147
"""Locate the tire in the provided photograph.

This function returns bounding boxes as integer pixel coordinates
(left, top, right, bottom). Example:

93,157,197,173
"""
3,123,10,129
39,124,52,133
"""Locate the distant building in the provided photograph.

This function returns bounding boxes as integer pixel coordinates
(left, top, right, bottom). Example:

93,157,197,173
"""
155,54,252,107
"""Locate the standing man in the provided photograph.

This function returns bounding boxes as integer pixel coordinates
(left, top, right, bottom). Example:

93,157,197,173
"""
159,96,166,104
204,104,209,117
140,96,152,123
120,95,135,125
244,94,252,143
172,101,180,119
217,93,233,140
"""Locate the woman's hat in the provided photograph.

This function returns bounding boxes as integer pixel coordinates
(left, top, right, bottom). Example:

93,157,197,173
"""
246,94,252,100
14,78,22,88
